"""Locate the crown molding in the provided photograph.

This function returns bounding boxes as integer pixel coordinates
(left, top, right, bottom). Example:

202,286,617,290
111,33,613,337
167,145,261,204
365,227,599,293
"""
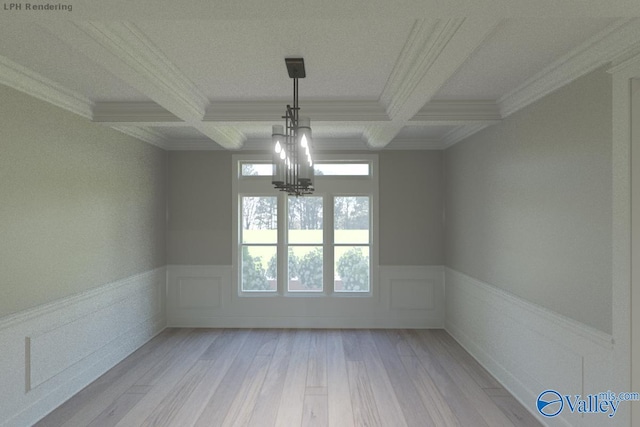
93,102,181,122
242,137,370,151
385,138,444,150
194,124,245,150
411,100,501,121
109,125,169,149
0,55,93,119
441,122,493,148
165,138,226,151
499,18,640,117
204,100,389,122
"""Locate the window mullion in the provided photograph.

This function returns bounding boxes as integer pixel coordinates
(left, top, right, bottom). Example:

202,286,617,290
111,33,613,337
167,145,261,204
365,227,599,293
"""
325,194,334,295
278,192,287,295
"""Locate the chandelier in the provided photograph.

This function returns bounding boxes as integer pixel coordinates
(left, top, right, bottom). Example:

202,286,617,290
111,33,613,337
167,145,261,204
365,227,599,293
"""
272,58,314,196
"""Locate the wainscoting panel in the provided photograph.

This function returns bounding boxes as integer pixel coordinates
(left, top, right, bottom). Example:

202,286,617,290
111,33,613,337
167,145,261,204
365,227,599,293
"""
0,267,166,427
167,265,444,328
444,268,617,427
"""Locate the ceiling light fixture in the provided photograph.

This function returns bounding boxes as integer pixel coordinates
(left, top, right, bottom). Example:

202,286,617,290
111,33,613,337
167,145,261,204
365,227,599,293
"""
272,57,314,196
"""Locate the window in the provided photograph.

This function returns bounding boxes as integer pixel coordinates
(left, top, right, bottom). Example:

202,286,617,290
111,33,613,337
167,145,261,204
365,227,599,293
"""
233,154,377,296
288,196,323,292
334,196,370,292
240,162,273,176
314,162,370,176
240,196,277,292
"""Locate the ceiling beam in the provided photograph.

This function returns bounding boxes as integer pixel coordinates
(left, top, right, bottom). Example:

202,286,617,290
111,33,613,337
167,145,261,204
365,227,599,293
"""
204,101,389,122
93,102,181,122
194,123,245,150
41,21,246,150
366,17,500,148
411,100,501,121
42,21,207,120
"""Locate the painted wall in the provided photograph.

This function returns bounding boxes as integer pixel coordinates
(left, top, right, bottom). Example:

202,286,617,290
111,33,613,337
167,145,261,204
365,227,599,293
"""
167,151,232,265
0,85,167,318
379,151,443,265
444,67,613,333
167,150,444,266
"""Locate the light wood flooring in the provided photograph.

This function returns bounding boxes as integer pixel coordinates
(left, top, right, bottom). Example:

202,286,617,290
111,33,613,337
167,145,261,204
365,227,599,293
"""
36,329,542,427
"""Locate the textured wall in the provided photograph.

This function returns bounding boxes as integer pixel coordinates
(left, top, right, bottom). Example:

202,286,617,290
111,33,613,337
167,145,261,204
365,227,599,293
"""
167,151,232,265
379,151,443,265
444,68,613,333
0,85,167,317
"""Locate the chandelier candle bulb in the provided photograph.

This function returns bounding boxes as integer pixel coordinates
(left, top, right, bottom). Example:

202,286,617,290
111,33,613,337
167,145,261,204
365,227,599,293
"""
272,125,285,186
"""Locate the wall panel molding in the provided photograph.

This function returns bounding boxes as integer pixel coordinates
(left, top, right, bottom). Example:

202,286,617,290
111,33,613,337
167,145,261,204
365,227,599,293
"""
444,268,618,427
167,265,443,328
0,268,166,427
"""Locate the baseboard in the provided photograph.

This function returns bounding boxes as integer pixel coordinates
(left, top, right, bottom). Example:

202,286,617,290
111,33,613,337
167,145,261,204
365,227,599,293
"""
0,267,166,427
444,268,620,427
167,264,444,328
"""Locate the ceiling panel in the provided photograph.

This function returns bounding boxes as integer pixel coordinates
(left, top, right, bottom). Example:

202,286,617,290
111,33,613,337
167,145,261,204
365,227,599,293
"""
136,19,415,101
0,21,149,102
434,17,617,101
395,125,458,139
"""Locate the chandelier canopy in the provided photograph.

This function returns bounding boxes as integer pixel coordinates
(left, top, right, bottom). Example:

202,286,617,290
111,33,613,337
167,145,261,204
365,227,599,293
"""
272,58,314,196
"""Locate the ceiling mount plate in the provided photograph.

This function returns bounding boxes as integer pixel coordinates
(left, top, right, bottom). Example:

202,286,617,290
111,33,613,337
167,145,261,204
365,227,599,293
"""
285,58,306,79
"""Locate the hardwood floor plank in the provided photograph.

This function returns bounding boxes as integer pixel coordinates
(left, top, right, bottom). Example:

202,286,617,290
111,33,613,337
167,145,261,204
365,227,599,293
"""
326,331,355,427
113,329,221,427
133,329,213,386
36,329,538,427
371,330,435,426
274,330,311,427
340,330,363,361
306,330,327,388
430,329,502,389
306,386,328,395
140,360,213,426
195,329,275,426
385,329,417,356
248,330,294,427
200,328,248,360
356,331,409,427
256,328,282,356
416,330,515,427
489,394,543,427
399,355,461,427
222,355,272,427
86,389,148,427
302,394,328,427
163,329,251,427
402,330,491,427
346,361,382,427
36,329,192,427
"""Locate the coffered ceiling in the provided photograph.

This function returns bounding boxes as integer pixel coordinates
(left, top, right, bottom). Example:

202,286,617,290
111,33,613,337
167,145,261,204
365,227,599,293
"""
1,8,639,151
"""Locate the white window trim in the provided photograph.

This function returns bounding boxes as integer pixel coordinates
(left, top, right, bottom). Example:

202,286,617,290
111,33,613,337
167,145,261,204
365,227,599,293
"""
232,153,379,298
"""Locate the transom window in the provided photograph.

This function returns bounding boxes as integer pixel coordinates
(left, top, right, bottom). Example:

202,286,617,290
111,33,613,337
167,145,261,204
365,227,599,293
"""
233,154,377,297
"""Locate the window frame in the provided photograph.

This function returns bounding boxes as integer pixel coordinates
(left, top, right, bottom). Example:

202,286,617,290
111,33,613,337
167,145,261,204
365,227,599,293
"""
232,153,379,298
